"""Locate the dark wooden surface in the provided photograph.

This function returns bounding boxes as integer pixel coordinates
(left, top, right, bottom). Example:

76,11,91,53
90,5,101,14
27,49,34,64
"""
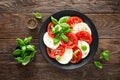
0,0,120,80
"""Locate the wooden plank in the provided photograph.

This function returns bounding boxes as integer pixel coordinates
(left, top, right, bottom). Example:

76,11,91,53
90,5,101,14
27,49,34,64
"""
0,0,120,13
0,39,119,64
0,13,120,39
0,63,119,80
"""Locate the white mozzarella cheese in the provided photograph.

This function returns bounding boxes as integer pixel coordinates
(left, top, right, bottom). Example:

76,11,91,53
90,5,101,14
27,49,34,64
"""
78,41,90,58
43,32,60,49
57,49,73,64
73,22,92,35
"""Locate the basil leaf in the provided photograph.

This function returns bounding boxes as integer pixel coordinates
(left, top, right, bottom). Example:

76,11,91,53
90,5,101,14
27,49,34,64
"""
26,45,35,51
53,34,61,45
16,38,25,47
51,16,58,25
22,56,31,65
22,52,29,58
22,46,26,51
94,61,103,69
55,55,61,61
51,25,60,34
54,38,60,45
60,23,70,29
59,16,70,23
100,50,109,61
64,29,72,34
30,51,36,58
21,46,26,56
12,49,22,57
33,12,42,19
61,34,68,42
81,45,87,51
15,57,23,63
51,26,55,34
24,36,32,45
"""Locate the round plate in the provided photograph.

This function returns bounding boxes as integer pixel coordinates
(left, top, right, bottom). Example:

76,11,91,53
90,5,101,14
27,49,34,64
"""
38,10,98,70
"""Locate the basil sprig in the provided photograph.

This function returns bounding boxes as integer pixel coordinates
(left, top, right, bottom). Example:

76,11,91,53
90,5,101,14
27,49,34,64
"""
100,50,109,61
94,61,103,69
33,12,42,19
12,36,36,65
51,16,71,45
94,50,109,69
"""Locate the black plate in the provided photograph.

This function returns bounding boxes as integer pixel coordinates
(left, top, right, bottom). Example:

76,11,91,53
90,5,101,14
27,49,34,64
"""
38,10,98,70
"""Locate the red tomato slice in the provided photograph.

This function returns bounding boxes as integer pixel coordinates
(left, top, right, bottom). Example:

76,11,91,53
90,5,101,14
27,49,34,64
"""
76,31,92,44
46,45,65,59
67,16,83,28
70,46,82,64
61,32,78,49
47,22,55,38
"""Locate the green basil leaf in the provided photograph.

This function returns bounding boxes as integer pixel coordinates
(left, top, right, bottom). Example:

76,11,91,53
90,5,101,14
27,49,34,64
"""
22,52,29,58
33,12,42,19
15,57,23,63
55,55,61,61
64,29,72,34
59,16,70,23
51,26,55,34
21,46,26,56
12,49,22,57
22,56,31,65
53,34,61,45
26,45,35,51
60,23,70,29
22,46,26,51
51,25,60,34
16,38,25,47
100,50,109,61
81,45,87,51
51,16,58,25
61,34,68,42
94,61,103,69
30,51,36,58
54,38,60,45
24,36,32,45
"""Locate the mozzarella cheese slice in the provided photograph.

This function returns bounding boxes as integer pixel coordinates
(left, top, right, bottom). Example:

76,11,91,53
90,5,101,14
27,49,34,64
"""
78,41,90,58
73,22,92,35
57,49,73,64
43,32,60,49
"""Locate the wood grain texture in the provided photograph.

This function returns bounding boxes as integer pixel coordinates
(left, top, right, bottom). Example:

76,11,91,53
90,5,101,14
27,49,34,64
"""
0,0,120,13
0,0,120,80
0,63,119,80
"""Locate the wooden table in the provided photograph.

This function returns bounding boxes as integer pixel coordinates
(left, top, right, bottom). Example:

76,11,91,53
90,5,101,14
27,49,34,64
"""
0,0,120,80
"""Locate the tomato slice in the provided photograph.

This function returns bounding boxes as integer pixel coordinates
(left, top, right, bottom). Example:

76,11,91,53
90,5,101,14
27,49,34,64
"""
61,32,78,49
70,46,82,64
76,31,92,44
46,45,65,59
67,16,83,28
47,22,55,38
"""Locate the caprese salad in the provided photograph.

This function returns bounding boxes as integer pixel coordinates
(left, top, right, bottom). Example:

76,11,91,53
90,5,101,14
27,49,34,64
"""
43,16,92,64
